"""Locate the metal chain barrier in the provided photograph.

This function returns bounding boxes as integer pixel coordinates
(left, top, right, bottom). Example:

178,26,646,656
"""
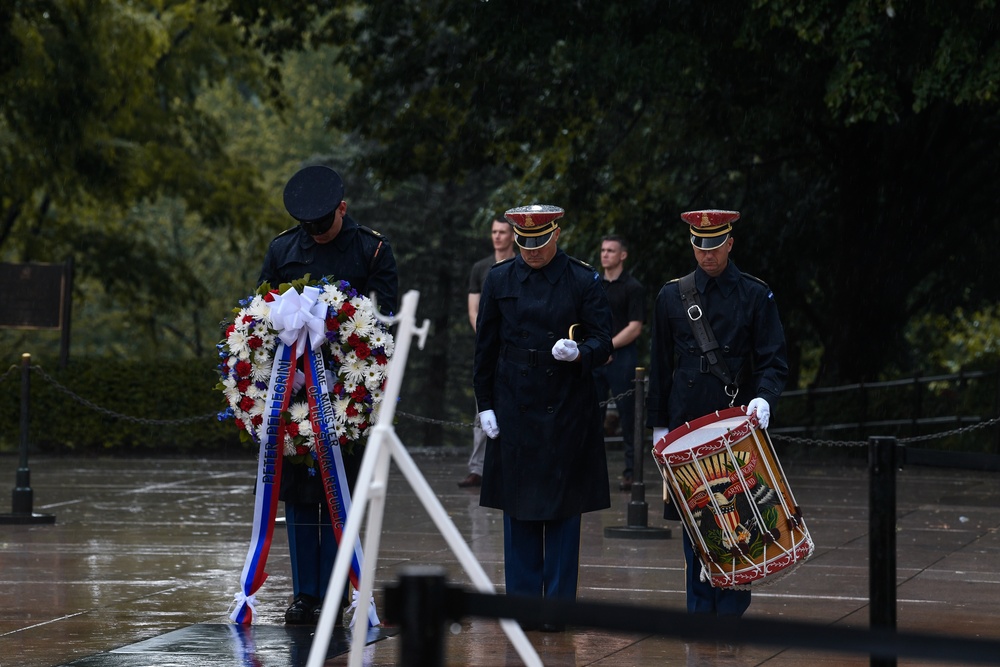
3,366,997,446
0,364,19,385
28,365,219,426
771,415,1000,448
397,388,639,430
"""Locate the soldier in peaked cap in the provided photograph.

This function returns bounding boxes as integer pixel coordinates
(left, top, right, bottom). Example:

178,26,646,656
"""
257,165,398,626
646,209,788,617
473,204,613,625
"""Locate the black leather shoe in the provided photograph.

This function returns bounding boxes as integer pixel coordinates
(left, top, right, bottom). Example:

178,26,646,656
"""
458,473,482,488
619,475,633,491
285,594,320,625
313,604,345,627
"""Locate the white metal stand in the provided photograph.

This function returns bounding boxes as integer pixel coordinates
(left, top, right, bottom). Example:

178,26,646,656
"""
306,290,542,667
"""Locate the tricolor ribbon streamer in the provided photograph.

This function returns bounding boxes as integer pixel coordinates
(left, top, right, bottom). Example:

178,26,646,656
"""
230,339,295,624
305,344,381,629
230,285,378,627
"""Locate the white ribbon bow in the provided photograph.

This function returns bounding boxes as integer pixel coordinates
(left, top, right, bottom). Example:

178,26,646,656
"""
269,285,328,357
348,588,381,629
228,590,258,623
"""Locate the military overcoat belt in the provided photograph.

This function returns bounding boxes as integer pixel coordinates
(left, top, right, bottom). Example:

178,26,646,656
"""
500,345,560,367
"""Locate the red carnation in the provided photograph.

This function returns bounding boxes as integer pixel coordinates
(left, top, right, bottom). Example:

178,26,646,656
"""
235,418,246,430
339,435,349,445
375,353,388,365
346,404,359,418
295,444,309,456
264,290,277,302
355,343,371,360
226,324,236,337
251,415,263,427
237,379,251,392
235,360,252,377
340,302,356,317
351,385,368,401
241,314,254,324
247,336,263,350
287,422,300,437
239,396,255,412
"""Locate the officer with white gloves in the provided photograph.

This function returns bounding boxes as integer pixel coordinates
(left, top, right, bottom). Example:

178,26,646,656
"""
472,204,612,620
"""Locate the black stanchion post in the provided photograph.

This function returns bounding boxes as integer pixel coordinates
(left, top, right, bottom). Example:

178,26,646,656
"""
869,436,896,667
391,565,448,667
605,367,670,540
1,353,55,525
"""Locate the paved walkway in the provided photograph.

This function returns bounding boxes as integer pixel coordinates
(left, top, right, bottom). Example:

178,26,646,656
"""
1,447,999,666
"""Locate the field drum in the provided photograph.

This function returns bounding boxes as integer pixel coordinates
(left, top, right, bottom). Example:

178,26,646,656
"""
652,406,814,588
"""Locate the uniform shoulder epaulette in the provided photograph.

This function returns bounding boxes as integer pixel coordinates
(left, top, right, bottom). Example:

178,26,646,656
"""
359,225,385,239
665,277,681,285
275,225,298,239
568,256,596,271
491,256,515,268
742,272,772,291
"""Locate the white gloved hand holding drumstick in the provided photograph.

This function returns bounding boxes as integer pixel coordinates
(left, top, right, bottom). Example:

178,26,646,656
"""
747,397,771,429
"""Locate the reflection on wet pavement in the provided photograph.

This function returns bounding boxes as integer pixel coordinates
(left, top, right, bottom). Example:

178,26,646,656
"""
1,452,998,666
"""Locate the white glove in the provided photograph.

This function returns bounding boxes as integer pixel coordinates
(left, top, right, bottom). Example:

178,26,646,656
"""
652,427,670,447
292,369,305,392
551,338,579,362
479,409,499,439
747,397,771,429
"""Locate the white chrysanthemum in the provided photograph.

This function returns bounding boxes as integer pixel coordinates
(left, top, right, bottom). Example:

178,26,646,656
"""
364,367,384,387
288,402,310,423
326,396,348,423
349,312,376,337
223,385,241,406
349,296,371,316
245,297,270,320
282,438,297,456
321,285,347,309
227,331,250,357
251,359,272,383
370,329,394,356
342,357,366,385
338,315,359,339
247,383,268,400
298,420,314,438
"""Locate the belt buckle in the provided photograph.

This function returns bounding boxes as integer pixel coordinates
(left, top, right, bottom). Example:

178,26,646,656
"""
528,349,538,367
700,356,710,373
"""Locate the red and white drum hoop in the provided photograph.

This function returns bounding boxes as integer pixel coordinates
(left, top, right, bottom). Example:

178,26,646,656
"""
652,406,814,588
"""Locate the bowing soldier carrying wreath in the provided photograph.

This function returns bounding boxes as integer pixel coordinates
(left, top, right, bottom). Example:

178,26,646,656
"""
219,165,398,628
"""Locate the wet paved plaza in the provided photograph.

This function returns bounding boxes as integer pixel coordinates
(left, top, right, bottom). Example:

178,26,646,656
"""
1,448,999,666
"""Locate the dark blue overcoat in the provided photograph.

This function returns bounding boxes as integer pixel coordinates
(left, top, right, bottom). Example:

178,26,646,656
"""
474,251,613,521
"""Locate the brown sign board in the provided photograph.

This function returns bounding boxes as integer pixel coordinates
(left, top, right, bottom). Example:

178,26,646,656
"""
0,262,68,329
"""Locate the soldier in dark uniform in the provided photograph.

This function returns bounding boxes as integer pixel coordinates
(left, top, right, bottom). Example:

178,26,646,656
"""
646,209,788,617
257,165,398,625
473,204,612,631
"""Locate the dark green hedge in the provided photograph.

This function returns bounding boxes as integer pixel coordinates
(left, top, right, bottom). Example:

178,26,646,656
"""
0,356,250,456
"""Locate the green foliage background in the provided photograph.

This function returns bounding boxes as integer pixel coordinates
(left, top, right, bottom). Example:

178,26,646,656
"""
1,1,998,454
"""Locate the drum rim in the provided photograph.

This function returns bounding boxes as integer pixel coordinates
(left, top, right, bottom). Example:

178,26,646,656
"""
653,405,757,454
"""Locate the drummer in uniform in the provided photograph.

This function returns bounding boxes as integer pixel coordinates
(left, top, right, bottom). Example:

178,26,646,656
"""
646,209,788,616
473,204,612,629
